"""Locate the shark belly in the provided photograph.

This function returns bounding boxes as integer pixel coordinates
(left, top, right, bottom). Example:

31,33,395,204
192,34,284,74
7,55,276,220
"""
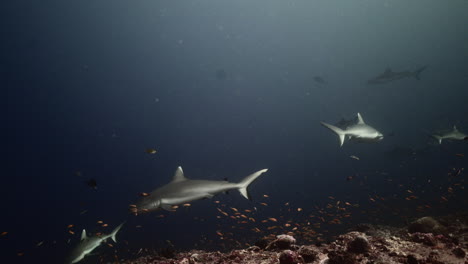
452,133,467,140
71,248,94,264
70,240,102,263
351,136,380,143
160,182,237,206
161,192,213,205
71,254,85,264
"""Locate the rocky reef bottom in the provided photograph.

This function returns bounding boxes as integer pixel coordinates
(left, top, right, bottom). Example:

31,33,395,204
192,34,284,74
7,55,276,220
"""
124,215,468,264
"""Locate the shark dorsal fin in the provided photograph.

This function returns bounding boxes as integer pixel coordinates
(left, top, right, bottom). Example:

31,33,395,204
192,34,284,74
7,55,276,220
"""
171,166,187,183
81,230,87,240
357,113,365,124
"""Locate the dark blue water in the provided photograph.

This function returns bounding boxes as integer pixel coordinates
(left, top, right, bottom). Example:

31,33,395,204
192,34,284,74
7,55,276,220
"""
2,0,468,263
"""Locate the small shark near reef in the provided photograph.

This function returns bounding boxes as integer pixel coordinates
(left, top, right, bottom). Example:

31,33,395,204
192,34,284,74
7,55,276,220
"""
367,66,427,84
432,126,468,144
67,223,124,264
321,113,384,147
134,167,268,213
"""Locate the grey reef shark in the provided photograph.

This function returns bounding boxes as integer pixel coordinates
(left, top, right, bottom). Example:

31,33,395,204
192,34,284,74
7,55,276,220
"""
321,113,384,147
432,126,468,144
368,66,427,84
132,167,268,213
66,222,124,263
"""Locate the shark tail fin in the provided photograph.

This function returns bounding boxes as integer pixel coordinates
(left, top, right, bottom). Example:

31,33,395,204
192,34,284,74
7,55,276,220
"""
321,122,346,147
413,66,427,80
432,135,442,144
110,222,125,243
238,169,268,200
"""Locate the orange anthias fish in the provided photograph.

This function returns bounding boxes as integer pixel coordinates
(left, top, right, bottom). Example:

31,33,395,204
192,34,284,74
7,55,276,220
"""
145,149,157,154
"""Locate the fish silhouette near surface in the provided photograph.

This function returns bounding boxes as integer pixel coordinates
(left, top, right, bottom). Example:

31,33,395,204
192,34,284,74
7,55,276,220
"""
367,66,427,84
134,167,268,213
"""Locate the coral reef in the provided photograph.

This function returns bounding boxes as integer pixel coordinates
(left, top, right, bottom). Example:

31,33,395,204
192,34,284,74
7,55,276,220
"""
123,215,468,264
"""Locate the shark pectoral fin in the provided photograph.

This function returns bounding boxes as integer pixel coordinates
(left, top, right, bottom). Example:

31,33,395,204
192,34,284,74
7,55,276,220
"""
432,135,442,144
161,204,177,211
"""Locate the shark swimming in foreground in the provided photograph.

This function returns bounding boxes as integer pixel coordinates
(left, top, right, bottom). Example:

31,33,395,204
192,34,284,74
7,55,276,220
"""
367,66,427,84
432,126,467,144
133,167,268,213
321,113,384,147
67,223,124,264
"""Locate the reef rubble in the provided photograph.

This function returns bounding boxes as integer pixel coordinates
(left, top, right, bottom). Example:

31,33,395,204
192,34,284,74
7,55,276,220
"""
123,216,468,264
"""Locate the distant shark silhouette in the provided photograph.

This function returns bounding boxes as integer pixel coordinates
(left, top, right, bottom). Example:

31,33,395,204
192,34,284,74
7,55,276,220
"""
368,66,427,84
321,113,384,147
134,167,268,213
67,223,124,264
432,126,467,144
313,76,327,85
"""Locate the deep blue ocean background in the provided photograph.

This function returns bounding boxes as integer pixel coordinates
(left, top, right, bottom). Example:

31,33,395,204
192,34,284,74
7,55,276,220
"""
2,0,468,263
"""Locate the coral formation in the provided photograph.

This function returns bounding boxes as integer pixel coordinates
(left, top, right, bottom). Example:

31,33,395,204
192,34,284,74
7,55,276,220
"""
123,215,468,264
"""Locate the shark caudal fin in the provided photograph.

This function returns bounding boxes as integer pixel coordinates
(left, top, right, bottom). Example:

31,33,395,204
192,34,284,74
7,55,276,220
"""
109,222,125,243
413,66,427,80
238,169,268,200
321,122,346,147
